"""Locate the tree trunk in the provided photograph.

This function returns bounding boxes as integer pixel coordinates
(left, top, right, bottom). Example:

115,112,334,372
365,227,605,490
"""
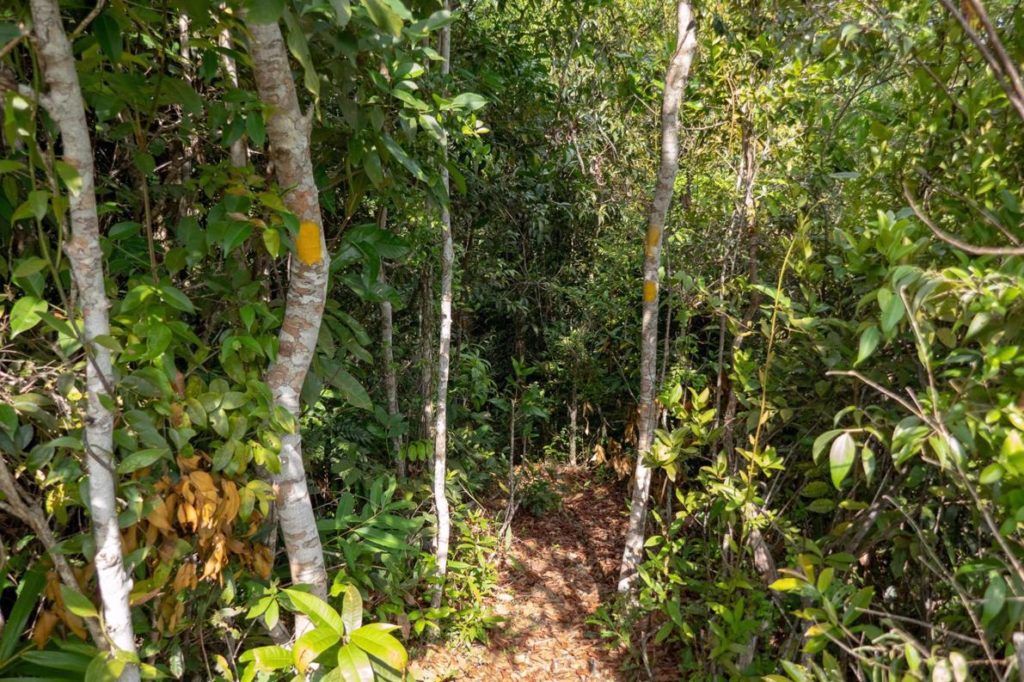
568,384,578,467
722,119,759,458
618,0,697,594
378,208,405,478
418,268,436,440
29,1,140,676
245,15,330,636
32,0,139,668
218,26,248,169
431,3,454,608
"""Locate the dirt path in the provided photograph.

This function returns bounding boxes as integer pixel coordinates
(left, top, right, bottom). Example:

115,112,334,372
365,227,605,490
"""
411,470,629,681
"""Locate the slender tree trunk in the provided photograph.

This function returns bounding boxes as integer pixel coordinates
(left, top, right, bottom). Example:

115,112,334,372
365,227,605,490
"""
618,0,697,594
217,24,248,169
722,121,759,458
431,3,454,608
29,1,140,675
568,383,578,467
245,15,330,636
378,208,405,478
418,268,436,440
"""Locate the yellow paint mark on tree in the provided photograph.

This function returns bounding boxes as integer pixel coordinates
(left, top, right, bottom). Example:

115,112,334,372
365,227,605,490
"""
296,220,323,265
643,280,658,302
644,225,662,257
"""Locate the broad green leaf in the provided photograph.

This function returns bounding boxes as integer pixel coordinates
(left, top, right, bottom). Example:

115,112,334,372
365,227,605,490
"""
341,583,362,634
158,284,195,313
855,325,880,366
93,12,122,62
811,429,842,464
349,625,407,671
117,447,171,474
381,134,427,182
829,433,856,488
238,644,292,671
450,92,487,112
769,577,804,592
335,643,373,682
326,368,372,411
60,585,99,619
0,569,44,661
294,626,340,673
10,296,47,337
363,0,403,36
13,256,48,278
980,463,1004,484
284,588,344,635
982,574,1007,625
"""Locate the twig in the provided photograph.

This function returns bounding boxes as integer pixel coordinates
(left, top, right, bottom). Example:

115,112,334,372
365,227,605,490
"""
904,184,1024,256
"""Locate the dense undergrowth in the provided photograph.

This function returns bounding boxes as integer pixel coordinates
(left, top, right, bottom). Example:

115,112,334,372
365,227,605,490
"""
3,0,1024,680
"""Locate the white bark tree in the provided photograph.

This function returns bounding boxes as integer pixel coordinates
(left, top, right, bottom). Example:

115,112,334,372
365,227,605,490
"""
244,14,330,635
28,0,140,676
431,1,454,608
618,0,698,594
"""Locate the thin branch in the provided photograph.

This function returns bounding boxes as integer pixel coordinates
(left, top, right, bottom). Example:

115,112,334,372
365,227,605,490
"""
904,184,1024,256
69,0,107,40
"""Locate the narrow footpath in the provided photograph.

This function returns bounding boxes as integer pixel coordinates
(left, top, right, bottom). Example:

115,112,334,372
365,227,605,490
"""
412,470,629,681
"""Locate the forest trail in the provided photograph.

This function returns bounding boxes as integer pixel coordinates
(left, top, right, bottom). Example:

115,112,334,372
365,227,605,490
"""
411,470,631,681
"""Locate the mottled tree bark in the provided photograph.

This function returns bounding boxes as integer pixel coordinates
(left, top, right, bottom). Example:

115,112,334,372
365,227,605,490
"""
29,0,140,676
618,0,697,594
245,15,329,636
431,1,453,608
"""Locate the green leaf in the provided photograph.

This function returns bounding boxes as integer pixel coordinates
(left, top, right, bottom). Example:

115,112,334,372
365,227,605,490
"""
284,589,344,635
55,161,83,196
238,644,292,671
980,463,1004,484
341,584,362,634
330,0,352,27
246,111,266,148
829,432,856,488
262,227,282,257
282,8,320,99
450,92,488,112
861,444,876,484
326,368,372,411
60,585,99,619
363,0,403,36
812,429,842,464
381,134,427,182
294,626,340,673
855,325,880,366
10,296,47,337
93,12,123,62
117,447,171,474
335,643,374,682
244,0,285,24
13,190,49,222
349,625,407,672
158,284,195,313
982,574,1007,625
879,288,904,333
0,569,44,661
13,256,48,278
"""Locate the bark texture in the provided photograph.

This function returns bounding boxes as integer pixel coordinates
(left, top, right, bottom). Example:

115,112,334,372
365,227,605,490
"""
245,16,330,634
218,26,248,168
432,3,454,608
29,1,140,674
378,208,405,477
618,0,697,594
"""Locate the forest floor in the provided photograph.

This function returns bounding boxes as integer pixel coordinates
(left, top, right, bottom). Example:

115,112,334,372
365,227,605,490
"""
410,468,638,681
